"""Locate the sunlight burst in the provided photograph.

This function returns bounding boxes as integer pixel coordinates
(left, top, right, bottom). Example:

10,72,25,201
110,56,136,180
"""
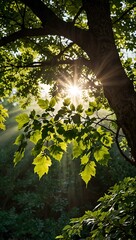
67,84,82,97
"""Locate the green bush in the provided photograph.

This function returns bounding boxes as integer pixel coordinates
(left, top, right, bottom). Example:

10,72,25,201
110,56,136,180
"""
57,177,136,240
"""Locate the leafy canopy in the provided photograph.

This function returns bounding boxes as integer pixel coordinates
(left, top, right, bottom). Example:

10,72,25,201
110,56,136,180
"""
0,0,135,182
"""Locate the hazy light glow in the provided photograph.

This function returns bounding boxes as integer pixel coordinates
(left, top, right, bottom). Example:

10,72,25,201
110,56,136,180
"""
39,83,50,97
67,84,82,97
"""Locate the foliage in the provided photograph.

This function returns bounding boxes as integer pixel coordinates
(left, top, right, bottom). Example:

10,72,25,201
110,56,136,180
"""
13,98,114,184
0,0,136,179
0,104,136,239
0,2,136,239
0,104,8,130
0,125,78,239
57,177,136,239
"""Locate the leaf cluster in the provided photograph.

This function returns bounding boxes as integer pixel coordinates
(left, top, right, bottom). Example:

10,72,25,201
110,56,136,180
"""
57,177,136,239
14,97,114,184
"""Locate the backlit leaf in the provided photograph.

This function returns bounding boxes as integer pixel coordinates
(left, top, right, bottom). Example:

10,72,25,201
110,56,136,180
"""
0,122,6,130
72,140,83,158
14,134,24,145
59,142,67,151
51,151,63,161
33,153,52,179
0,104,8,130
70,103,75,111
81,154,89,165
16,113,29,129
30,130,42,144
49,97,56,107
63,98,71,106
13,150,25,165
80,161,96,186
101,133,113,147
94,146,109,162
76,104,83,113
38,99,49,109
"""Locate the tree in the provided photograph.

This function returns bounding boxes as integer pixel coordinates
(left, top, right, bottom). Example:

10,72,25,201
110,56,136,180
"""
0,0,136,181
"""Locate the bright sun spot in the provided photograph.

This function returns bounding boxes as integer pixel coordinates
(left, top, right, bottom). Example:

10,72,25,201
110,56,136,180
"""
67,85,82,97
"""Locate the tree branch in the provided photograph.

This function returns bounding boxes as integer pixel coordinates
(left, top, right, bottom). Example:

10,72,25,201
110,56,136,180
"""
0,28,47,47
20,0,61,27
115,127,136,166
113,3,136,25
0,58,89,72
19,0,94,54
73,6,84,25
0,23,90,52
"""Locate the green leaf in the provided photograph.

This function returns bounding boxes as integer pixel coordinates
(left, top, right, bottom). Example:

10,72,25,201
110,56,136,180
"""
85,107,94,116
29,109,36,119
59,142,67,151
33,153,52,179
70,103,75,111
81,154,89,165
97,126,104,135
63,98,71,106
94,146,109,162
13,150,25,165
55,236,64,239
14,134,25,145
72,113,81,124
72,140,83,158
80,161,96,186
50,145,63,161
0,122,6,130
16,113,29,129
30,130,42,144
101,132,113,147
0,104,8,130
38,99,49,109
76,104,83,113
49,97,56,107
52,151,63,161
0,104,8,118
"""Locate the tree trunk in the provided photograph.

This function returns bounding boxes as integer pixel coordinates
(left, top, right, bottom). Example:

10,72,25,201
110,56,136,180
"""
82,0,136,164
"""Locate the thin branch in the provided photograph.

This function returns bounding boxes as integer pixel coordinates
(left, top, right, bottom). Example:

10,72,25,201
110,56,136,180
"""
0,28,46,47
94,122,116,135
95,113,116,126
113,3,136,25
73,6,84,25
56,42,74,59
115,127,136,166
22,4,27,28
0,58,88,72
